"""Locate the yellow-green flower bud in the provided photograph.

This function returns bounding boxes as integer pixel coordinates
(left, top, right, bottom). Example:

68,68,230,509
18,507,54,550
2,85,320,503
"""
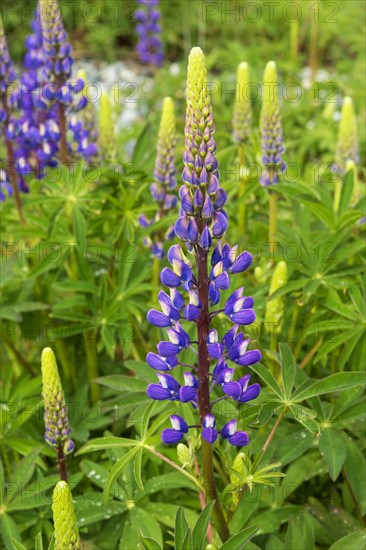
52,481,82,549
232,62,252,143
265,261,288,334
41,348,74,454
335,96,359,173
98,91,118,163
177,443,191,468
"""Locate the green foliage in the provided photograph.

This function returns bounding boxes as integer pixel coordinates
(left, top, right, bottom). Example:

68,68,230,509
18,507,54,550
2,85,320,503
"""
1,1,366,548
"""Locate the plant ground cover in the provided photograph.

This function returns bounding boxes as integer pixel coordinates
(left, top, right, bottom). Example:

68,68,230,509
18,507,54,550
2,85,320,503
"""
1,1,365,549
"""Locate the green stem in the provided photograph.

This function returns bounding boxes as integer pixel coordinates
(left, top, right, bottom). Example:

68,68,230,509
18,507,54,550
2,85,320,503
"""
83,330,100,403
269,191,277,259
290,19,299,65
144,445,200,488
238,146,247,237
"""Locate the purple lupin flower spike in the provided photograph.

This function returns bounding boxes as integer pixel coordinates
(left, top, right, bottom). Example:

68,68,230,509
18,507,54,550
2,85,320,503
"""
135,0,163,68
146,48,261,445
38,0,96,165
140,97,177,258
145,47,262,542
0,17,25,220
259,61,286,187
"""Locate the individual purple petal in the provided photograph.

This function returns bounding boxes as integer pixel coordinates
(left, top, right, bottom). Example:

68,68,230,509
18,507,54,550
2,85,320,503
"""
146,352,178,371
212,211,228,237
162,429,184,444
175,216,189,240
170,415,188,433
230,309,256,325
230,251,252,273
239,383,261,403
222,381,242,400
161,267,180,287
215,272,230,290
147,309,172,327
200,226,212,250
202,427,218,443
234,350,262,366
221,419,237,439
179,386,197,402
184,304,201,321
157,342,181,357
228,431,250,446
170,289,185,311
146,384,172,400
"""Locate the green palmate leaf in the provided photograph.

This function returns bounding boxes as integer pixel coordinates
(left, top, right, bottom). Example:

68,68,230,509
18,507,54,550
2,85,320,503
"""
175,507,189,550
95,374,147,393
8,448,40,501
292,372,365,402
221,525,259,549
75,495,127,526
266,535,285,550
103,446,139,502
134,446,144,490
10,540,27,550
284,511,314,550
273,429,314,467
143,473,196,496
249,363,283,397
140,400,158,440
343,437,366,515
76,436,139,455
120,507,162,549
1,514,21,549
338,169,354,216
329,530,366,550
319,428,347,481
192,501,215,550
279,343,296,399
138,531,163,550
35,532,43,550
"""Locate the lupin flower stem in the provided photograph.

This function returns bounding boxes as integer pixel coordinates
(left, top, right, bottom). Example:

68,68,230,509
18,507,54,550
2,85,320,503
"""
269,191,277,255
196,249,230,540
58,103,69,165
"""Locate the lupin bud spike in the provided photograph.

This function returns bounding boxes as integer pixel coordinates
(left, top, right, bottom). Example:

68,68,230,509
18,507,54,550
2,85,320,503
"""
335,96,359,173
265,261,288,335
98,91,117,163
41,347,74,460
259,61,286,187
52,481,83,549
140,96,177,258
232,62,252,144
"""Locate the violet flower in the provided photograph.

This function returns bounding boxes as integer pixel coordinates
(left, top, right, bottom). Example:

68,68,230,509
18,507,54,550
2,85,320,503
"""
145,48,262,449
135,0,163,68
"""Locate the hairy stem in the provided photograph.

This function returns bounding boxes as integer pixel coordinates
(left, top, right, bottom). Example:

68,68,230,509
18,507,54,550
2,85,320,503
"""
238,146,247,237
57,445,68,482
196,244,230,542
269,190,277,258
58,102,69,165
144,445,199,487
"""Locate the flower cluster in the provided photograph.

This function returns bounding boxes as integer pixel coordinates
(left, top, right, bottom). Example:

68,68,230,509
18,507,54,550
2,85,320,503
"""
232,62,253,144
335,96,359,174
139,97,177,258
0,17,16,201
52,481,82,549
41,347,74,454
135,0,163,68
259,61,286,186
146,48,261,447
1,0,97,201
